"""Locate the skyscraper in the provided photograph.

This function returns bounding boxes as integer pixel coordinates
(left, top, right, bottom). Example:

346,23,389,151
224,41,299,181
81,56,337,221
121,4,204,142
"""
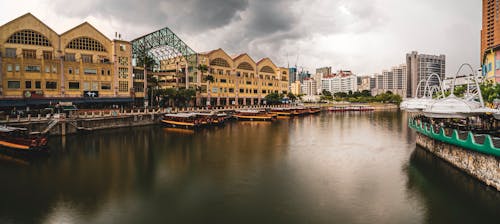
481,0,500,60
406,51,445,98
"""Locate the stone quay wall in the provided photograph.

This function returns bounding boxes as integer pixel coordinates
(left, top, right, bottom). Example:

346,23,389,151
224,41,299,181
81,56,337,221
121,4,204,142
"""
416,132,500,191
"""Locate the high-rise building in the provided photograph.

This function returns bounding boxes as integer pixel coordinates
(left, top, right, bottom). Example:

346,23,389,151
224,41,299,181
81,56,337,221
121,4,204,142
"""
315,67,331,77
406,51,445,98
301,78,317,96
320,71,357,94
481,0,500,83
481,0,500,60
289,67,297,84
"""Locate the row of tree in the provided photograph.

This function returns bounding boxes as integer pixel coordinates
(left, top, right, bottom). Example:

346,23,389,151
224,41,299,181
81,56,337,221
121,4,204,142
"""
320,90,402,104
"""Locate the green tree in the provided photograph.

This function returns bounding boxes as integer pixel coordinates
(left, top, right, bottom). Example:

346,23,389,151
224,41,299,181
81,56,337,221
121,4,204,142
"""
287,92,297,102
264,92,283,104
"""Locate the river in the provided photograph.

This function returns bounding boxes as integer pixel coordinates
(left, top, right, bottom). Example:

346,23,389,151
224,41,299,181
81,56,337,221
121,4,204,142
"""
0,111,499,224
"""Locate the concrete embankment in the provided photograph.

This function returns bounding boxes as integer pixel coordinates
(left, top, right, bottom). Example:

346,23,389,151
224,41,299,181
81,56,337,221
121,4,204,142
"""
416,132,500,191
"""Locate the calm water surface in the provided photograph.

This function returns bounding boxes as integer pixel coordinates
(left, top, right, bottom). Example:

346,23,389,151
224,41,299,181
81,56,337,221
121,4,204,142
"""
0,111,499,224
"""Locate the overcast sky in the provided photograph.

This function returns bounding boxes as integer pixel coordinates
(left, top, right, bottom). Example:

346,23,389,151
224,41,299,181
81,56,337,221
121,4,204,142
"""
1,0,480,75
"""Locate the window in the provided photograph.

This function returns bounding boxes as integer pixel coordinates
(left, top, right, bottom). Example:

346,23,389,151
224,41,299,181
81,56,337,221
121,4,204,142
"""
118,81,128,92
84,68,97,75
66,37,106,52
120,44,126,51
101,69,105,75
229,88,234,93
15,64,20,72
246,81,252,85
35,81,41,89
65,53,76,61
68,67,73,75
75,68,79,75
22,49,36,59
6,30,52,46
118,57,129,66
25,65,41,72
253,89,258,94
83,82,90,91
220,79,227,83
5,48,16,58
46,81,57,89
81,54,92,63
237,62,254,71
7,64,12,72
239,89,244,93
210,58,230,67
68,82,80,89
25,81,32,89
92,82,98,91
101,82,111,90
52,65,57,73
260,66,275,74
7,81,20,89
212,87,218,93
43,51,52,60
119,68,128,78
107,70,110,76
262,90,267,94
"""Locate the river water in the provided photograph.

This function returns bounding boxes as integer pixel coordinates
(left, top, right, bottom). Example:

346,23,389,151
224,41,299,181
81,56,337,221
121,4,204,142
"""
0,111,499,224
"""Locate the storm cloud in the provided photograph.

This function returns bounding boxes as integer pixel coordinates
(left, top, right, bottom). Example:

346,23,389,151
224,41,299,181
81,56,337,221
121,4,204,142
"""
1,0,481,75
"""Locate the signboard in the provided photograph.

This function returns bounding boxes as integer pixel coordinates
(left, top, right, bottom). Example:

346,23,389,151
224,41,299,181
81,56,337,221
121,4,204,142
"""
83,91,99,97
23,90,44,99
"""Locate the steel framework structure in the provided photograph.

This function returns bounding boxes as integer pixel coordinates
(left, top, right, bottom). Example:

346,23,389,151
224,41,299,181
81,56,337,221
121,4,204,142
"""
131,27,197,70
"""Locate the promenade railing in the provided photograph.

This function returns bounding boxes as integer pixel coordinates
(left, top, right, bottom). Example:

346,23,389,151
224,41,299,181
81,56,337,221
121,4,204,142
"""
409,118,500,157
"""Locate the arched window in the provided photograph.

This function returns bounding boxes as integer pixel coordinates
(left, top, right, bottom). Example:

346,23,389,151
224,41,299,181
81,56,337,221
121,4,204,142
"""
66,37,106,52
260,66,275,73
6,29,52,47
210,58,230,67
237,62,254,71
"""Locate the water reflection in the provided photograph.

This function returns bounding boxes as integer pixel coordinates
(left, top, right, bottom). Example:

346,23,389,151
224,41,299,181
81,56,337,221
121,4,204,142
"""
0,111,498,223
406,147,500,223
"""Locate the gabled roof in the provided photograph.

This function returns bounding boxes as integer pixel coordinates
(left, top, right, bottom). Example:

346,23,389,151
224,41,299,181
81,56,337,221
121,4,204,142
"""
256,57,277,68
233,53,256,64
0,13,58,35
60,22,111,42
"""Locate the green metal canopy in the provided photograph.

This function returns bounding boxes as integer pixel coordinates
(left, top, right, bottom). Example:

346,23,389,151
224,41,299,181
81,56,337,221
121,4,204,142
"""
131,27,197,70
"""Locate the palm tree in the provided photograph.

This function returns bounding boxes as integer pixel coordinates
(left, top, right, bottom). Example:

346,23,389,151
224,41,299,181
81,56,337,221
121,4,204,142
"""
198,64,214,106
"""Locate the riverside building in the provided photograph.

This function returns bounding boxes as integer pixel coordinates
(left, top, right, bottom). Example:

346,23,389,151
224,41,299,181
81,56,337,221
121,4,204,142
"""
320,71,357,94
158,48,289,106
481,0,500,83
371,64,407,96
406,51,445,98
0,13,137,108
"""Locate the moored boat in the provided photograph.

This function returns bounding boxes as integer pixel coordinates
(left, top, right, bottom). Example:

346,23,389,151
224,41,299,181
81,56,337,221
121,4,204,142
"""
0,126,49,155
270,108,294,117
307,107,322,114
161,113,204,129
233,110,277,121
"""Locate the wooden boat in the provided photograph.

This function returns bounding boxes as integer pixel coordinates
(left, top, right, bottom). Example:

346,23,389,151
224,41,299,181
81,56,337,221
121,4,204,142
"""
161,113,205,129
270,108,294,117
233,110,277,121
0,126,49,155
307,107,321,114
193,112,227,126
292,107,309,116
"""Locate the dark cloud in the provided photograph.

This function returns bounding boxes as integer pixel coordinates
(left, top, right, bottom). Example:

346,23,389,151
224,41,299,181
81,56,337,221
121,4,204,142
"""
41,0,480,73
48,0,249,33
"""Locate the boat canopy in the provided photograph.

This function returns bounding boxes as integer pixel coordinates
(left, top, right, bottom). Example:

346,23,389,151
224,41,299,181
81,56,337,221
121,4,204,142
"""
0,126,28,132
164,113,197,118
